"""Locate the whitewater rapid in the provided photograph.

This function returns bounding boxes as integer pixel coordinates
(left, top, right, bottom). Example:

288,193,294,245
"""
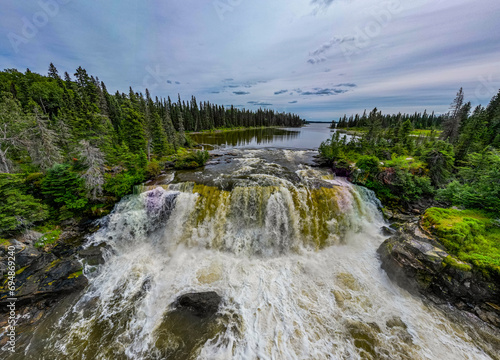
19,150,500,359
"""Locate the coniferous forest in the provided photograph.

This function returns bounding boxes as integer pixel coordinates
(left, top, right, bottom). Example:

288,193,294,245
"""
0,64,304,234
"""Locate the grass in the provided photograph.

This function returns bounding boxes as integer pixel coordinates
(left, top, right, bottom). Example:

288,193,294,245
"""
384,155,426,172
410,129,442,136
187,126,277,134
34,227,62,248
422,207,500,276
335,127,442,137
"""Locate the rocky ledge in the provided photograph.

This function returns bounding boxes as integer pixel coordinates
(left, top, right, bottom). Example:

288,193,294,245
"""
378,222,500,328
0,223,105,336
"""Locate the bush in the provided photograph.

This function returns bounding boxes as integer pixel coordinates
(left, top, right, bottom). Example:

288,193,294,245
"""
0,174,49,234
42,164,88,210
437,150,500,213
104,172,143,198
146,159,162,178
318,132,346,164
174,150,210,169
356,155,380,174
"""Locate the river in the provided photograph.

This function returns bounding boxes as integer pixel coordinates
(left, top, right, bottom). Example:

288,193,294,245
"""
13,123,500,359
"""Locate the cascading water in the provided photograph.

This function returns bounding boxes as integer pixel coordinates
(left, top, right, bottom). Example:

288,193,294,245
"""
18,150,500,359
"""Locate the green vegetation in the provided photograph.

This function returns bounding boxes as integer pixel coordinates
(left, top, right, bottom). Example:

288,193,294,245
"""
0,64,304,236
320,89,500,210
321,89,500,274
422,208,500,276
35,228,62,248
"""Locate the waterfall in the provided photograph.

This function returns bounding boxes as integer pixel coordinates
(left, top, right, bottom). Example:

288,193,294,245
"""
19,151,499,360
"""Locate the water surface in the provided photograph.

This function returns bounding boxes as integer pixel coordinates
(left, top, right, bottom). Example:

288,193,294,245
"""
191,122,340,150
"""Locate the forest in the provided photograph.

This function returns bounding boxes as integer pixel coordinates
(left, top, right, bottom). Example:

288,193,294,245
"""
0,64,304,236
321,88,500,275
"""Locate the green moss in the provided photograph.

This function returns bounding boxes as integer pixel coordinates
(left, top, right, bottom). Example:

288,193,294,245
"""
443,255,472,272
68,270,83,279
45,259,61,272
15,266,27,275
423,208,500,276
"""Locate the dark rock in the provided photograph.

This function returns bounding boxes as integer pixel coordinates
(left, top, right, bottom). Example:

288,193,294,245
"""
381,226,397,236
15,246,42,269
378,223,500,329
0,251,87,311
164,161,175,169
79,244,108,266
16,230,43,246
173,292,222,318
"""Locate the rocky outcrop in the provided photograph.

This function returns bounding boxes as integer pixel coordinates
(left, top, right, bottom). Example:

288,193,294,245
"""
173,291,222,318
0,224,102,331
378,223,500,328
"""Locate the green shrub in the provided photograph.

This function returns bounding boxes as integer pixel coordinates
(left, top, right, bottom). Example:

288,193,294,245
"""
0,174,49,234
104,172,143,198
437,150,500,213
173,150,210,169
356,155,380,174
42,164,88,210
146,159,162,178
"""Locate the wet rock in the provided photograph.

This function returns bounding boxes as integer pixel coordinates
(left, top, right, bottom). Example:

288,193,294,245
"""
381,226,397,236
173,292,222,318
0,252,87,309
79,244,108,266
378,223,500,329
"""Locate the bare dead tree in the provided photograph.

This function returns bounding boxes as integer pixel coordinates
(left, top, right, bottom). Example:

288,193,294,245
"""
78,139,105,199
441,87,464,144
0,95,30,173
26,108,62,170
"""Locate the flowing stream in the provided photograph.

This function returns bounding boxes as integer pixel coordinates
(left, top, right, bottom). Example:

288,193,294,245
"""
15,125,500,359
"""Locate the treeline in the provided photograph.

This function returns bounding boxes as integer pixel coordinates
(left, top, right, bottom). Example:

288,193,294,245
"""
320,88,500,212
0,64,304,234
333,108,445,130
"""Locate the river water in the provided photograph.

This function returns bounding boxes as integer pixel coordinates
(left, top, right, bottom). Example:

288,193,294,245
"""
14,124,500,359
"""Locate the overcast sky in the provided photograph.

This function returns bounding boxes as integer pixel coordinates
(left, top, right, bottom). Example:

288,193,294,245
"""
1,0,499,121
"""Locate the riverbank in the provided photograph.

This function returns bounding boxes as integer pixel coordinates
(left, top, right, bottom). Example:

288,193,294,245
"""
377,215,500,329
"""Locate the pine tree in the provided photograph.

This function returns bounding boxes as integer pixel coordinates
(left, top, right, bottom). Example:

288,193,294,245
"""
441,87,464,144
48,63,60,80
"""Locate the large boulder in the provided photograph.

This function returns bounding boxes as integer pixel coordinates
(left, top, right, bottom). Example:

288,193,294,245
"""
173,291,222,318
378,223,500,328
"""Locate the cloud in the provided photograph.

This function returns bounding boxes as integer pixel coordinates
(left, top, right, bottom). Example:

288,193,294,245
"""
175,81,180,84
335,83,357,87
248,101,273,106
211,91,220,94
223,78,234,82
233,91,250,95
311,0,337,8
274,89,288,95
301,88,348,95
289,100,298,104
307,58,326,65
310,36,355,57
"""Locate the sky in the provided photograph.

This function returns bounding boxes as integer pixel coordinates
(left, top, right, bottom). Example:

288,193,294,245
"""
1,0,499,121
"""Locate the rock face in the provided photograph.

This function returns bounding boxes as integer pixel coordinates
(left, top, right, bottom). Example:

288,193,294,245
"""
378,223,500,328
0,229,92,331
173,292,222,318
